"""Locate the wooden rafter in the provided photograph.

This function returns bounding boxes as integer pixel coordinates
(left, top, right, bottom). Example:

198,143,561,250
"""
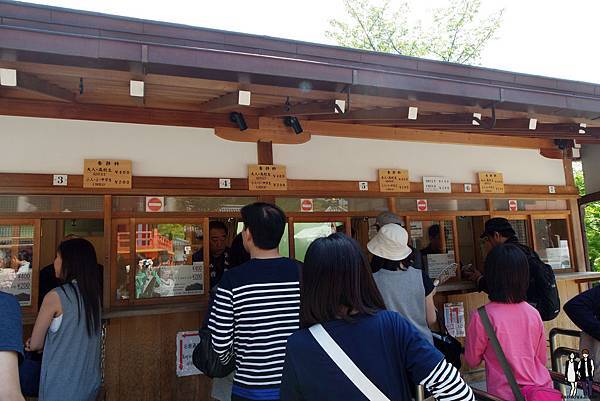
197,90,251,112
259,100,342,117
16,72,75,102
0,98,260,130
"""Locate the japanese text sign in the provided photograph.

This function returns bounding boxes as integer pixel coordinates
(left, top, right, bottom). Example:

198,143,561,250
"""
478,172,505,194
378,169,410,192
248,164,287,191
83,159,132,189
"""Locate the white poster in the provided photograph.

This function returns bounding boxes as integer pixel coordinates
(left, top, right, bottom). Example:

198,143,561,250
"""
173,262,204,296
444,302,465,338
176,331,202,377
423,176,452,193
410,221,423,238
426,253,456,280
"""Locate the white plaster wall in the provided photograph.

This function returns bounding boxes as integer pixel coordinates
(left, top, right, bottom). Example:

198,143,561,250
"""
274,136,566,185
0,116,566,185
0,116,256,177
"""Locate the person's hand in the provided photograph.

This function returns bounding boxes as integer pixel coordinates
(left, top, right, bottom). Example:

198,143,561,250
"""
462,265,481,282
24,338,31,352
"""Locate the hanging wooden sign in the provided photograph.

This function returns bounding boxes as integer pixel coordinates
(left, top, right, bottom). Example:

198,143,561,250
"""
248,164,287,191
83,159,132,189
378,169,410,192
478,172,505,193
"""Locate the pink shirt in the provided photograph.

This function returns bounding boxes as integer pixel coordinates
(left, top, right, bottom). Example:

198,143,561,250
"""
464,302,552,401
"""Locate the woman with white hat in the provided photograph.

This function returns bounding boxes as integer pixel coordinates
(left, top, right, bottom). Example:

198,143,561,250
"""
368,223,438,343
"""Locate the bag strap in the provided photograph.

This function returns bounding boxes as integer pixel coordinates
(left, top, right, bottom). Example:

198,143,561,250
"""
477,307,525,401
309,324,391,401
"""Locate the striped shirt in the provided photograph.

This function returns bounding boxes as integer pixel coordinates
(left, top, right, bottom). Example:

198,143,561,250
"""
209,257,300,401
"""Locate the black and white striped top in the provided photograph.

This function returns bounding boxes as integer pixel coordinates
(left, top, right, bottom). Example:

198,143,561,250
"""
209,257,300,401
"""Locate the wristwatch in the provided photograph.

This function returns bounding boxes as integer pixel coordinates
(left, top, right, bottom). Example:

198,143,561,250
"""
433,278,440,288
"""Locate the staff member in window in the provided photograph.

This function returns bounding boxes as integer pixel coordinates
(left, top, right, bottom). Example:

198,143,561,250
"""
193,221,231,289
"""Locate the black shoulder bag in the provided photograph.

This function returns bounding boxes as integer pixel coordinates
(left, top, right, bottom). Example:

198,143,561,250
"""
192,328,235,378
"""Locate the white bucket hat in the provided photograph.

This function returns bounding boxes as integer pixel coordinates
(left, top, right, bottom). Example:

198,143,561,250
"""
367,223,412,261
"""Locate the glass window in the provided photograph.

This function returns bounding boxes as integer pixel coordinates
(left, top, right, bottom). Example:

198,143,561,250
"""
276,198,388,213
456,216,486,272
0,195,103,213
426,199,487,212
493,199,568,211
134,224,204,299
396,198,487,212
533,219,571,269
293,222,343,262
115,222,205,301
507,219,531,246
113,196,257,213
0,224,35,306
409,220,456,279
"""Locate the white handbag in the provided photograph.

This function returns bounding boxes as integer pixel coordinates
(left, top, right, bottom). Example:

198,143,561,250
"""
309,324,391,401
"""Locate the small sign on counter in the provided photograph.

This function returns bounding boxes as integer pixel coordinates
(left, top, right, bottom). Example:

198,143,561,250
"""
378,169,410,192
176,331,202,377
478,172,505,193
444,302,466,338
83,159,132,189
423,176,452,193
248,164,287,191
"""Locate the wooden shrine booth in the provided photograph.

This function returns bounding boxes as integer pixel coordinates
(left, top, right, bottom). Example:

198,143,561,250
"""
2,2,600,399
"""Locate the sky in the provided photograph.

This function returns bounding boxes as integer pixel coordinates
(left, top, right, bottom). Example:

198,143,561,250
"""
23,0,599,84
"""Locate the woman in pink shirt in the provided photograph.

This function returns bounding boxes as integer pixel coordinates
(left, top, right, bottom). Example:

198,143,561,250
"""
464,244,552,401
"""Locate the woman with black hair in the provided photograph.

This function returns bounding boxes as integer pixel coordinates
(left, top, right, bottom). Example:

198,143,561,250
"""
26,238,102,401
464,243,553,401
280,233,474,401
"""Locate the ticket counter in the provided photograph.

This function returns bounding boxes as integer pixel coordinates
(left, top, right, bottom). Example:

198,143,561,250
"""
2,2,600,399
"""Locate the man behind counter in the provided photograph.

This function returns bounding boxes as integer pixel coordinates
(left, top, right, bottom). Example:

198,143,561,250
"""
193,221,231,289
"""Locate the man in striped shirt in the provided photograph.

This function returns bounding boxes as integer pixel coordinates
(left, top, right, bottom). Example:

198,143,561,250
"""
209,202,300,401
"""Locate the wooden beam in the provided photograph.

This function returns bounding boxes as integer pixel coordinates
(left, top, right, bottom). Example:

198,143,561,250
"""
257,141,274,165
215,127,311,144
260,100,342,117
197,90,251,112
16,72,76,102
258,117,557,149
0,98,259,130
309,110,600,138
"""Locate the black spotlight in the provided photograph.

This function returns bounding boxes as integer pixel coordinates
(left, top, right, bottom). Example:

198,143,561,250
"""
230,112,248,131
284,116,303,134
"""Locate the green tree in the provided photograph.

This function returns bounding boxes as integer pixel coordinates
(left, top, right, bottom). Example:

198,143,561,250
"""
327,0,504,64
575,169,600,271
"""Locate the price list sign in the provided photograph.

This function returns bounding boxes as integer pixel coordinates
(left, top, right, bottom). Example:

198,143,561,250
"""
478,172,505,194
248,164,288,191
378,169,410,192
84,159,132,189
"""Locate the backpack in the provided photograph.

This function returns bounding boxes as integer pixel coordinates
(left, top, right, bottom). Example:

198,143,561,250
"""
519,245,560,321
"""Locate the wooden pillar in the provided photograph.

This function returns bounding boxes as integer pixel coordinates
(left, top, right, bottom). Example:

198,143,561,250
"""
257,141,275,204
103,195,112,311
569,198,587,272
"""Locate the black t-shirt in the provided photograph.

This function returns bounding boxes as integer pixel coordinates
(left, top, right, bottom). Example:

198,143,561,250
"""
371,255,435,296
39,263,104,307
193,248,231,289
